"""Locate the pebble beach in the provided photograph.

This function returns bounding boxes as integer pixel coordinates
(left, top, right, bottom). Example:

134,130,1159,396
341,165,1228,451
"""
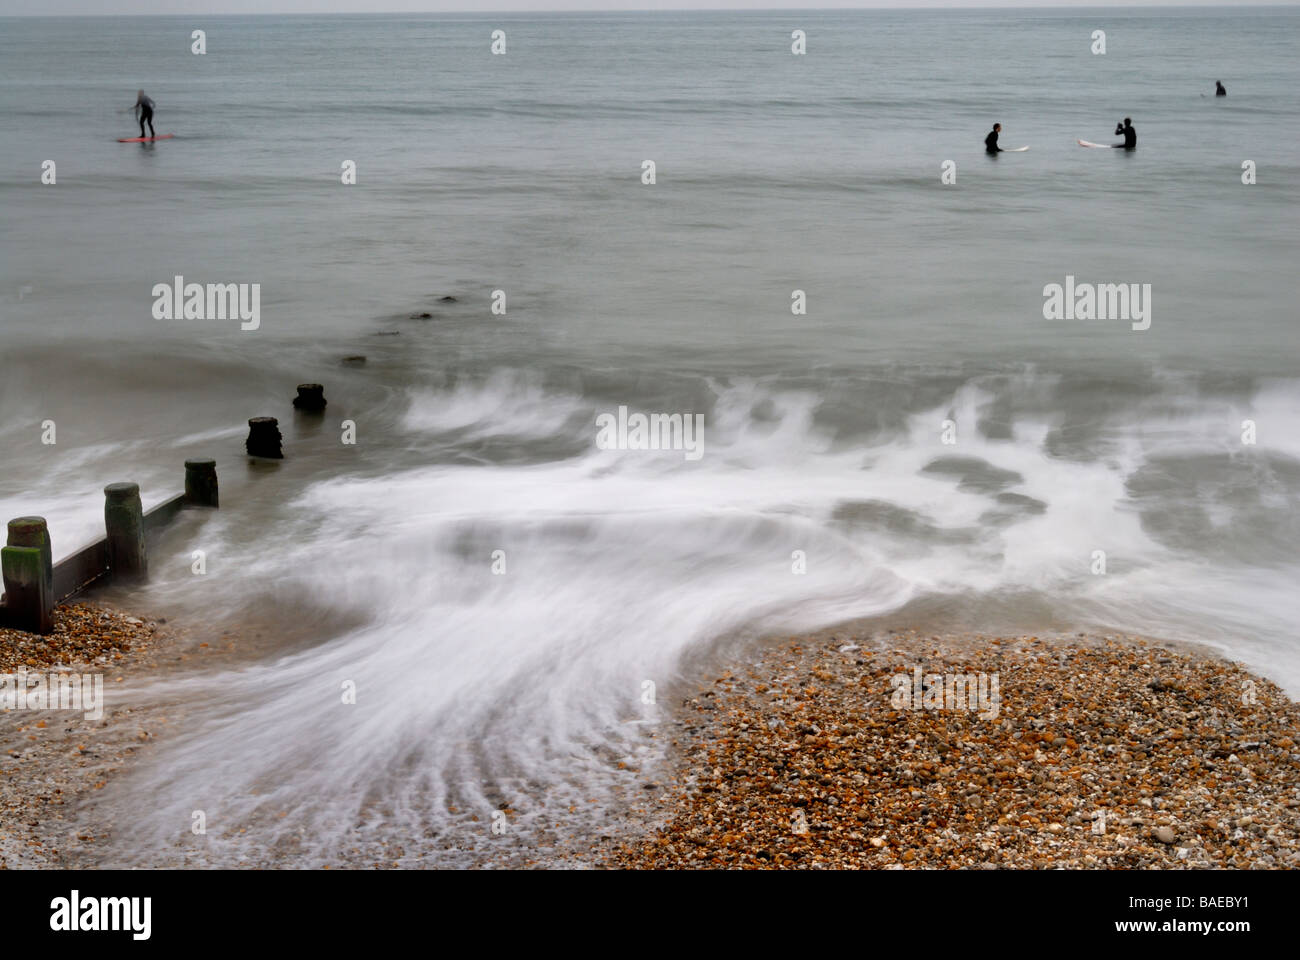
5,610,1299,870
611,630,1300,870
0,603,169,869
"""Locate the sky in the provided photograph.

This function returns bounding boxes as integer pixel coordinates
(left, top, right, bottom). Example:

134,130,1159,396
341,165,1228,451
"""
2,1,1293,16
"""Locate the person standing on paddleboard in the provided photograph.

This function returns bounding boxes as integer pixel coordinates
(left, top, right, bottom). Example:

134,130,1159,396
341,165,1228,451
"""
133,89,155,139
984,123,1003,155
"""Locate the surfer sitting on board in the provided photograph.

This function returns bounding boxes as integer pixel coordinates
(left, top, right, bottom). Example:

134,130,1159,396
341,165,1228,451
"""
1114,117,1136,150
133,90,155,139
1216,81,1227,96
984,123,1002,154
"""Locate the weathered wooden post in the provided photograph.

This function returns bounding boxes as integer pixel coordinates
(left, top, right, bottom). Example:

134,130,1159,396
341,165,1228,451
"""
292,383,327,412
2,516,54,634
184,458,219,507
246,417,283,458
8,517,52,592
104,482,147,581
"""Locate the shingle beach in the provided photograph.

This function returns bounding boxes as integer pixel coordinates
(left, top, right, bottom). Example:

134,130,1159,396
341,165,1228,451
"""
1,602,168,868
611,630,1300,869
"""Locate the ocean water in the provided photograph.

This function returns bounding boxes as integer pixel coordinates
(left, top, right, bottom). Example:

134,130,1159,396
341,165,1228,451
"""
2,8,1299,867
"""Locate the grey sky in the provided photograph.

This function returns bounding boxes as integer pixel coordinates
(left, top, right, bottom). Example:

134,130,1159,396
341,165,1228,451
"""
4,1,1292,16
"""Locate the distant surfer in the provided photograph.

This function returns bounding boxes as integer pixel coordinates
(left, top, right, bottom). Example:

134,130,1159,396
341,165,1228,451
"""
132,89,155,139
984,123,1003,155
1113,117,1136,150
1216,80,1227,96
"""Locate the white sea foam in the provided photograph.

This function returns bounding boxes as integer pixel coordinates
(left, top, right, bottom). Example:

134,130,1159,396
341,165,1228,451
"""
87,369,1300,866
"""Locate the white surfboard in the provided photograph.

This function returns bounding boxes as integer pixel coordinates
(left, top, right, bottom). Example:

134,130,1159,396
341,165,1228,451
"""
1005,146,1029,152
1077,139,1115,148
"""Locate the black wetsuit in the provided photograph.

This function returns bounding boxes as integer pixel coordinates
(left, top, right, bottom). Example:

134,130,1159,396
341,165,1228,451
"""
1120,123,1136,150
136,94,155,138
984,129,1001,154
1216,82,1227,96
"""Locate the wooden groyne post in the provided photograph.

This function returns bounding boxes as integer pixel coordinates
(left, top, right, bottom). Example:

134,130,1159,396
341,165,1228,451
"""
1,517,54,635
185,458,219,508
246,417,283,458
292,383,327,412
103,482,147,583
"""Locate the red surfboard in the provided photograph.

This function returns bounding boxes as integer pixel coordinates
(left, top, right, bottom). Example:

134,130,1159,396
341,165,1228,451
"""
118,134,174,142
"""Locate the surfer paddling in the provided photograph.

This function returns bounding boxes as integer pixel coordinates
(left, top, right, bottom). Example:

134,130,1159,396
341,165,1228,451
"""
132,89,155,140
984,123,1003,155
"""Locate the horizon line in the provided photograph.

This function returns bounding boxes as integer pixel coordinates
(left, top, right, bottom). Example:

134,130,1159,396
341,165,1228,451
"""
6,3,1300,18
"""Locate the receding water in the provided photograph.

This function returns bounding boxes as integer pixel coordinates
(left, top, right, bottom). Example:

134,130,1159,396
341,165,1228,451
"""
1,8,1298,866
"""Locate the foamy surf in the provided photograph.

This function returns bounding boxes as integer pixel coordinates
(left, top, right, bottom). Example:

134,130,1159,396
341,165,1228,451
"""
72,367,1300,866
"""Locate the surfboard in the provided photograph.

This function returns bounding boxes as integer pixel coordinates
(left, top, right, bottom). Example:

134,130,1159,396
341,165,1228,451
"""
1077,139,1115,148
118,134,173,143
1005,146,1029,152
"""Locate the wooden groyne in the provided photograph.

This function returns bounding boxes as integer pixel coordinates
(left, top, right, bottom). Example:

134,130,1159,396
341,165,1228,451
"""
0,458,219,635
2,383,329,635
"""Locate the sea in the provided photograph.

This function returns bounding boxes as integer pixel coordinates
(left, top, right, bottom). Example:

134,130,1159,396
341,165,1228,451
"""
1,6,1298,866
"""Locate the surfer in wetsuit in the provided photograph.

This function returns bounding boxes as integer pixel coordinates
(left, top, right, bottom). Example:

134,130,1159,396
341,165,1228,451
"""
1216,81,1227,96
1114,117,1136,150
984,123,1002,154
133,90,155,139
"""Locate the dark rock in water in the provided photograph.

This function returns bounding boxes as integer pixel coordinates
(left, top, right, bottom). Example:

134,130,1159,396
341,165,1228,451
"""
439,295,458,303
246,417,283,459
994,492,1048,515
292,383,327,412
920,456,1023,494
410,312,433,319
340,355,367,366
